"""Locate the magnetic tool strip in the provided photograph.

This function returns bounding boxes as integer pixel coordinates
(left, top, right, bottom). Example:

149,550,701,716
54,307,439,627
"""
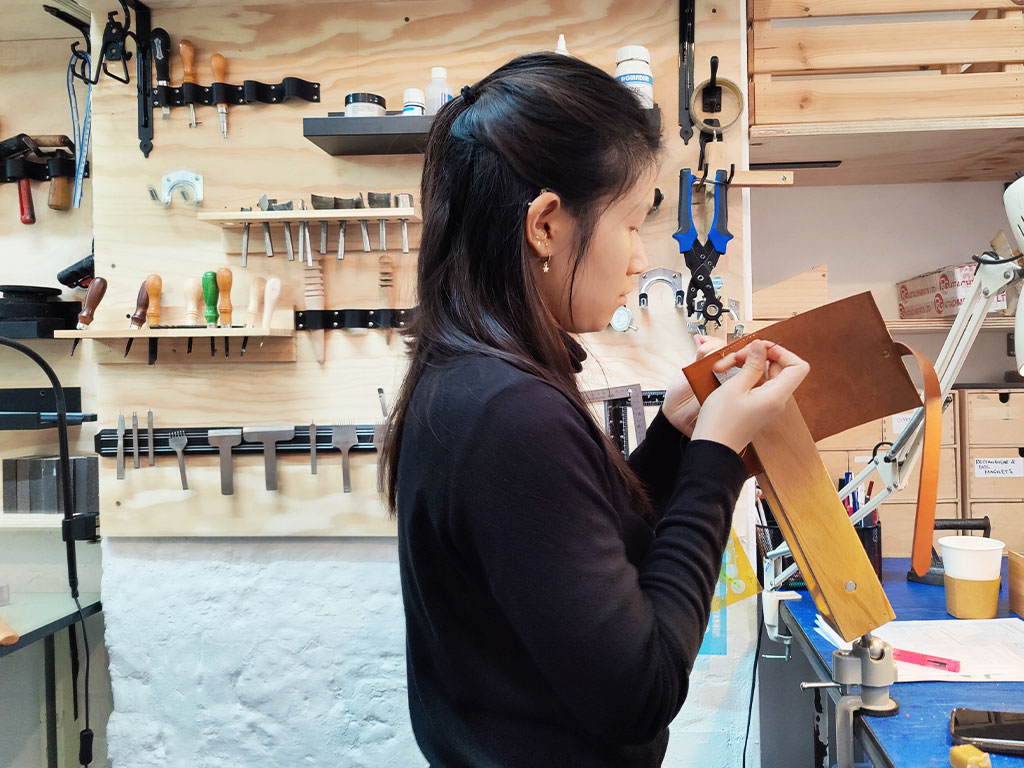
94,425,381,457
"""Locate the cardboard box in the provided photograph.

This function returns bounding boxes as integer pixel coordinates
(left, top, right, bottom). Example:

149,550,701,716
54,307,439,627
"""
897,264,1007,319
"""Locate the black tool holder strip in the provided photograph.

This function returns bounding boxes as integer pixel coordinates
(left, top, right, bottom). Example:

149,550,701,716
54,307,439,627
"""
1,156,86,184
295,308,413,331
154,78,321,108
94,424,381,457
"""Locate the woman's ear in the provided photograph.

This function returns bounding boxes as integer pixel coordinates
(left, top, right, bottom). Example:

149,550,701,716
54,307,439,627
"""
524,190,571,258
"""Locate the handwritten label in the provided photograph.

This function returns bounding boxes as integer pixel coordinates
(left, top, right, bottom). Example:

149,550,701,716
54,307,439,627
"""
974,457,1024,478
853,456,871,465
891,413,913,433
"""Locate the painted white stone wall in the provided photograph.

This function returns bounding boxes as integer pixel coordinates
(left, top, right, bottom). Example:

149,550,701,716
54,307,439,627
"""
100,529,760,768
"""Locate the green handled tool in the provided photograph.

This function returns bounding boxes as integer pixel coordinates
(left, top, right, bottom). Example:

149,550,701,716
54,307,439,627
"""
202,270,219,357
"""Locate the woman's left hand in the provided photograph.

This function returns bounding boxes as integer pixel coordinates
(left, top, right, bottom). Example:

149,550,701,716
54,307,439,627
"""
661,335,727,437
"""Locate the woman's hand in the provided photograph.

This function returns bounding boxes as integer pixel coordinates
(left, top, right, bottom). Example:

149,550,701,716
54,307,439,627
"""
662,335,728,437
690,340,810,455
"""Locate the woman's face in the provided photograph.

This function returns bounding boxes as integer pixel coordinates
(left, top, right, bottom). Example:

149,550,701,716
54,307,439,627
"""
529,168,655,334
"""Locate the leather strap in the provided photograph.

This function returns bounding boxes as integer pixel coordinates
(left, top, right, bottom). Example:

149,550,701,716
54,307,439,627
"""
894,343,942,578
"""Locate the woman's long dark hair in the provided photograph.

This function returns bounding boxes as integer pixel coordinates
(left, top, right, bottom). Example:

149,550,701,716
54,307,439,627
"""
383,52,662,517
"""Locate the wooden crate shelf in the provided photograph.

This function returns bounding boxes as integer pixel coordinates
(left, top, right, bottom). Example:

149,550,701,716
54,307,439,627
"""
54,327,294,340
749,2,1024,184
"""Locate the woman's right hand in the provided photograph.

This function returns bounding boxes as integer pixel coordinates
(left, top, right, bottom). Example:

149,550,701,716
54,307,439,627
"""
690,340,810,455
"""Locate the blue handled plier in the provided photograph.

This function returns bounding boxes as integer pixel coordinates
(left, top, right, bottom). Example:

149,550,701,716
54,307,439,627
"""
671,168,733,326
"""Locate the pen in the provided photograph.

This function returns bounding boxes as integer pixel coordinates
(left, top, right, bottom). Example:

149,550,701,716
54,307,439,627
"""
892,647,961,673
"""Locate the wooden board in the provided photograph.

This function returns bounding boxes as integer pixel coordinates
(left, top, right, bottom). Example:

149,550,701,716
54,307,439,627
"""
753,0,1024,18
749,117,1024,184
754,397,896,640
754,18,1024,73
756,72,1024,125
751,264,828,318
73,0,749,536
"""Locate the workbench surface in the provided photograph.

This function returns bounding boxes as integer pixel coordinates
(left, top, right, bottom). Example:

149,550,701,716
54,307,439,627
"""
783,558,1022,767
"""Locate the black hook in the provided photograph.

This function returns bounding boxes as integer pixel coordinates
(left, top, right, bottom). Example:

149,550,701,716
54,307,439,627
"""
726,163,735,185
702,55,723,113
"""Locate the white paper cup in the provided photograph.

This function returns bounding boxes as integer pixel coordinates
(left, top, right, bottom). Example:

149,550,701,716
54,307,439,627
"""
939,536,1005,581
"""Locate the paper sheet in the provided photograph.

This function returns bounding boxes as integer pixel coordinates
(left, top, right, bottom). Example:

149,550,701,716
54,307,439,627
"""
814,615,1024,682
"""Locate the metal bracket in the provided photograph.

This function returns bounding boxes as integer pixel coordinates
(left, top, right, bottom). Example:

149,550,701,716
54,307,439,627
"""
638,268,685,308
149,170,203,206
295,308,413,331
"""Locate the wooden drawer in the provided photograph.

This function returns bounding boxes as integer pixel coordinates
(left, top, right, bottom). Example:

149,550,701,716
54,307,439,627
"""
966,391,1024,446
816,420,884,452
847,447,958,502
883,394,956,447
966,448,1024,500
877,502,959,559
968,503,1024,555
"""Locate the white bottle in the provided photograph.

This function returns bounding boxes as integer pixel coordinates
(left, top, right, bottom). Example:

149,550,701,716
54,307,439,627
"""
615,45,654,109
425,67,452,115
555,34,569,55
403,88,425,115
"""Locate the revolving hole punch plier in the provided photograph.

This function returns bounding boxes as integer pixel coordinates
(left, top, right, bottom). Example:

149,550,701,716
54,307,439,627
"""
671,167,733,326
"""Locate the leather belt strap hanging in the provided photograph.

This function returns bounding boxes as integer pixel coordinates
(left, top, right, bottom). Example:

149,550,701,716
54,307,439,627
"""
894,343,942,578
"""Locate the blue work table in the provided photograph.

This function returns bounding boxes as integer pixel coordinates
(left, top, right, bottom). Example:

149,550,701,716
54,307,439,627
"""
761,558,1022,768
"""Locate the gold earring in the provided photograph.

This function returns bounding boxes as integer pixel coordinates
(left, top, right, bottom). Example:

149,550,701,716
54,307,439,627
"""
537,239,550,273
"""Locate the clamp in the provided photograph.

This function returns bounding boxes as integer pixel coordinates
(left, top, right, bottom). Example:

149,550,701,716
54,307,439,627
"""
672,167,733,326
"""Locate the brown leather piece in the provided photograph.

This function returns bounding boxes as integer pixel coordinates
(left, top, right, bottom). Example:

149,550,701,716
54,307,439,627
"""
683,292,923,477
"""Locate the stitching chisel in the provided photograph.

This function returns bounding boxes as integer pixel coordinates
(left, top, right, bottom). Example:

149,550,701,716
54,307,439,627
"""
131,411,140,468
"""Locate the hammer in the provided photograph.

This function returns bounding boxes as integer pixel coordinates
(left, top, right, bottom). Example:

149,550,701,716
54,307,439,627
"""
0,135,76,223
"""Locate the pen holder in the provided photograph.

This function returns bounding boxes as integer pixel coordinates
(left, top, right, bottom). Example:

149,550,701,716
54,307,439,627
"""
756,522,883,589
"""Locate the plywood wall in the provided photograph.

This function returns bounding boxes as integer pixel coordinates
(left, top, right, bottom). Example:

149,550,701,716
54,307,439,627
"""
69,0,748,536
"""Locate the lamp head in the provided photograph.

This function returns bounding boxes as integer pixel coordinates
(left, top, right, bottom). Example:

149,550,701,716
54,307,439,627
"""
1004,175,1024,256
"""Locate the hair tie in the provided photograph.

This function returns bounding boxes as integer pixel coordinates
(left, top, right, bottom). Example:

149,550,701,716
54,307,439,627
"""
461,85,478,105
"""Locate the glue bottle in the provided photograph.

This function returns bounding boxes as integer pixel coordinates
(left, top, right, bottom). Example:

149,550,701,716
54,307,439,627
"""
425,67,452,115
615,45,654,109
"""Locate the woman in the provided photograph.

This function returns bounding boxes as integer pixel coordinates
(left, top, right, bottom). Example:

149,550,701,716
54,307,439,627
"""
382,52,809,767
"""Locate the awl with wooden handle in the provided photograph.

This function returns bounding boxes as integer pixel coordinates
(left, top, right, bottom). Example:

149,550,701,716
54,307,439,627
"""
216,267,232,357
210,52,228,139
202,270,218,357
241,275,265,356
184,276,202,355
260,276,281,347
70,276,106,356
124,280,151,357
179,39,200,127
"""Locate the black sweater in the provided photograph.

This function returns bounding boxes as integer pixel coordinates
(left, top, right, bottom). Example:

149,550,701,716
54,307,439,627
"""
396,354,748,767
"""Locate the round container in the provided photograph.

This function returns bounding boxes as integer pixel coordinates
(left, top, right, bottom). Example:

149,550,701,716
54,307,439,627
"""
344,92,386,117
402,88,425,116
939,536,1005,581
615,45,654,109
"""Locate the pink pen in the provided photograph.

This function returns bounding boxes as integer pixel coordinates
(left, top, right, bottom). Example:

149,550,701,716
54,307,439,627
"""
892,647,961,673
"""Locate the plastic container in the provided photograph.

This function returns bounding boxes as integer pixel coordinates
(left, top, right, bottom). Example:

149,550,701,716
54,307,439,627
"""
402,88,425,115
555,34,569,55
615,45,654,109
425,67,452,115
344,92,386,117
940,536,1005,581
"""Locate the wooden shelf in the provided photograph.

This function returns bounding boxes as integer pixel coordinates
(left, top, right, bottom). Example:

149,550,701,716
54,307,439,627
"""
0,514,63,529
54,327,294,340
197,208,421,230
303,108,663,157
886,316,1016,333
750,117,1024,185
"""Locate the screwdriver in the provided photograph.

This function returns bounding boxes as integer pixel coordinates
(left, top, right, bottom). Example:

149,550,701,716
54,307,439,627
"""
216,267,232,357
183,276,202,355
241,275,265,356
210,53,228,139
124,280,150,357
179,39,200,128
202,270,218,357
151,28,172,120
70,276,107,357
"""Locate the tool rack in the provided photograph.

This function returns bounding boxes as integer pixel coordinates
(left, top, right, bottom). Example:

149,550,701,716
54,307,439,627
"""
94,424,381,457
